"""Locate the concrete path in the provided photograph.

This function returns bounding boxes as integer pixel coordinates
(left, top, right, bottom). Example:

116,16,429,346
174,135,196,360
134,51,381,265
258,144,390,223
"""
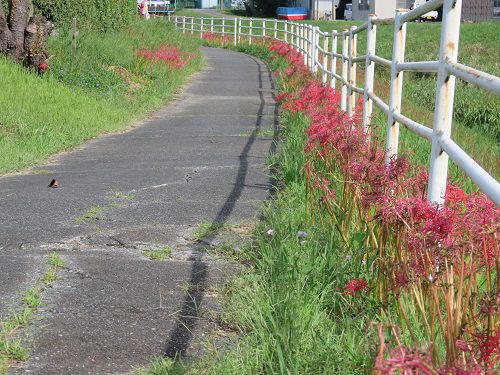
188,8,237,19
0,47,278,374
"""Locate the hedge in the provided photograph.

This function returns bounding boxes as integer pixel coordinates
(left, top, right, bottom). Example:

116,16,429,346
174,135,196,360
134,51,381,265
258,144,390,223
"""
32,0,136,32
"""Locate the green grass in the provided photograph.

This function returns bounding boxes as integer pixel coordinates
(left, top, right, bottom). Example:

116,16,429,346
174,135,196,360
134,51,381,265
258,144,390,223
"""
0,19,203,174
192,220,228,241
74,205,104,224
48,252,64,268
143,246,173,261
21,288,42,310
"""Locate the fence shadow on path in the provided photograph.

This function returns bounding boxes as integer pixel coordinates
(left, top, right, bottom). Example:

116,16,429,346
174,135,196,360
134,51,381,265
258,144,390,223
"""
164,54,279,359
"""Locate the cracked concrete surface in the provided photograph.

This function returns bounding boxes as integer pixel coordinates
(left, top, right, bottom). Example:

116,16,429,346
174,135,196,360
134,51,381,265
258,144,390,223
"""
0,47,278,374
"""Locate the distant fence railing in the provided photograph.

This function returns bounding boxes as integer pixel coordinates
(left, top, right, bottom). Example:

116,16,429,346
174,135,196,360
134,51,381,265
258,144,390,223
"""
147,0,176,13
170,0,500,206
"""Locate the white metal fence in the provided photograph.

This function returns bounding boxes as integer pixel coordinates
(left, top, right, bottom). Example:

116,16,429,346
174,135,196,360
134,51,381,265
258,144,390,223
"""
170,0,500,206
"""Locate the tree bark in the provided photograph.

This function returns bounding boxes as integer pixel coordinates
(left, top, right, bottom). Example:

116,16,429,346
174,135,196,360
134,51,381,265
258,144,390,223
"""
0,0,53,72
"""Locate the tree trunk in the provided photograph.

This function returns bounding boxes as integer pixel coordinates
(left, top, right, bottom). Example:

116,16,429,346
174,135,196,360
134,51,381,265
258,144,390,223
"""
0,0,53,72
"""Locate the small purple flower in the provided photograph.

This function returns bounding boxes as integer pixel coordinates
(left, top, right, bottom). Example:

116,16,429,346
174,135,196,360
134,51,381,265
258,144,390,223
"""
297,230,308,238
267,229,274,236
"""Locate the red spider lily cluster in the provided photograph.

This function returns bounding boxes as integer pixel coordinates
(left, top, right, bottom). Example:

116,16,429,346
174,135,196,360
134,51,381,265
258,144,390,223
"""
266,39,499,373
344,278,368,296
137,45,196,68
202,32,232,44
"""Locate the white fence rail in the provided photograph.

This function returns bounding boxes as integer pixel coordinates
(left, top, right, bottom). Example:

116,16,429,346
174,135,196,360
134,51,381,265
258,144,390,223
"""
170,0,500,207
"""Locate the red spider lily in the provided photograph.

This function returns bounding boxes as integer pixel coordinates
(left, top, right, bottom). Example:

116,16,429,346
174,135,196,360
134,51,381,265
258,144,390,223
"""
264,37,499,372
452,330,500,373
275,92,288,102
202,32,232,44
344,278,368,296
469,331,500,369
376,346,437,375
137,45,196,68
38,62,49,73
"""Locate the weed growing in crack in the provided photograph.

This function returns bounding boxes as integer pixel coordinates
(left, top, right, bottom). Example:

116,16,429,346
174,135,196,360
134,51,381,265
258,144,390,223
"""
0,338,27,362
48,252,64,268
22,288,42,310
0,252,64,372
75,205,104,224
1,309,33,333
192,221,227,241
208,241,252,263
143,246,172,261
113,191,135,201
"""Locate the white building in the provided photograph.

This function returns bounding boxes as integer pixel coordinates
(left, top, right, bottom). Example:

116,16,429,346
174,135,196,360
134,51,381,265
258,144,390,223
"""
292,0,338,19
291,0,408,20
352,0,408,20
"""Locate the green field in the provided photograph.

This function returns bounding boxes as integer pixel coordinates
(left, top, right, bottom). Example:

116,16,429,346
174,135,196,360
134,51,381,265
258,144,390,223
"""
0,19,202,174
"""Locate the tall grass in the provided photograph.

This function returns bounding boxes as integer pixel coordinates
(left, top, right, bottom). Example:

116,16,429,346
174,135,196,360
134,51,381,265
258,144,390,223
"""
0,19,203,174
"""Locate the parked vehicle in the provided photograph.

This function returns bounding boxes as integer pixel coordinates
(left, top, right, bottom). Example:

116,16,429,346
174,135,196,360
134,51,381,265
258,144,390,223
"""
344,3,352,20
412,0,438,21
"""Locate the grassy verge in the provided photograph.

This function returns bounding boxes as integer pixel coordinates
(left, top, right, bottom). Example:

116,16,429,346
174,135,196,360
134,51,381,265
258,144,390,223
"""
0,19,202,174
0,253,64,374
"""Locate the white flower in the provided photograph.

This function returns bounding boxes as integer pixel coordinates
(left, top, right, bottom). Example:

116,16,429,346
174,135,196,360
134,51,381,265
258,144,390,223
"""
267,229,274,236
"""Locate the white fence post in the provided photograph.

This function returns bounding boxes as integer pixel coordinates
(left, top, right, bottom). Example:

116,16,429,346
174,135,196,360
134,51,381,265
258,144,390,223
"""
347,26,357,116
263,20,266,38
322,33,329,85
191,17,194,35
362,15,377,134
234,18,238,45
238,18,242,43
210,17,214,32
340,29,348,112
385,9,407,164
312,27,319,73
249,18,253,44
302,26,307,66
293,23,297,49
284,21,288,43
200,17,204,39
222,18,225,35
304,26,309,67
182,16,186,33
274,20,278,39
330,30,338,89
308,26,313,69
428,0,463,205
